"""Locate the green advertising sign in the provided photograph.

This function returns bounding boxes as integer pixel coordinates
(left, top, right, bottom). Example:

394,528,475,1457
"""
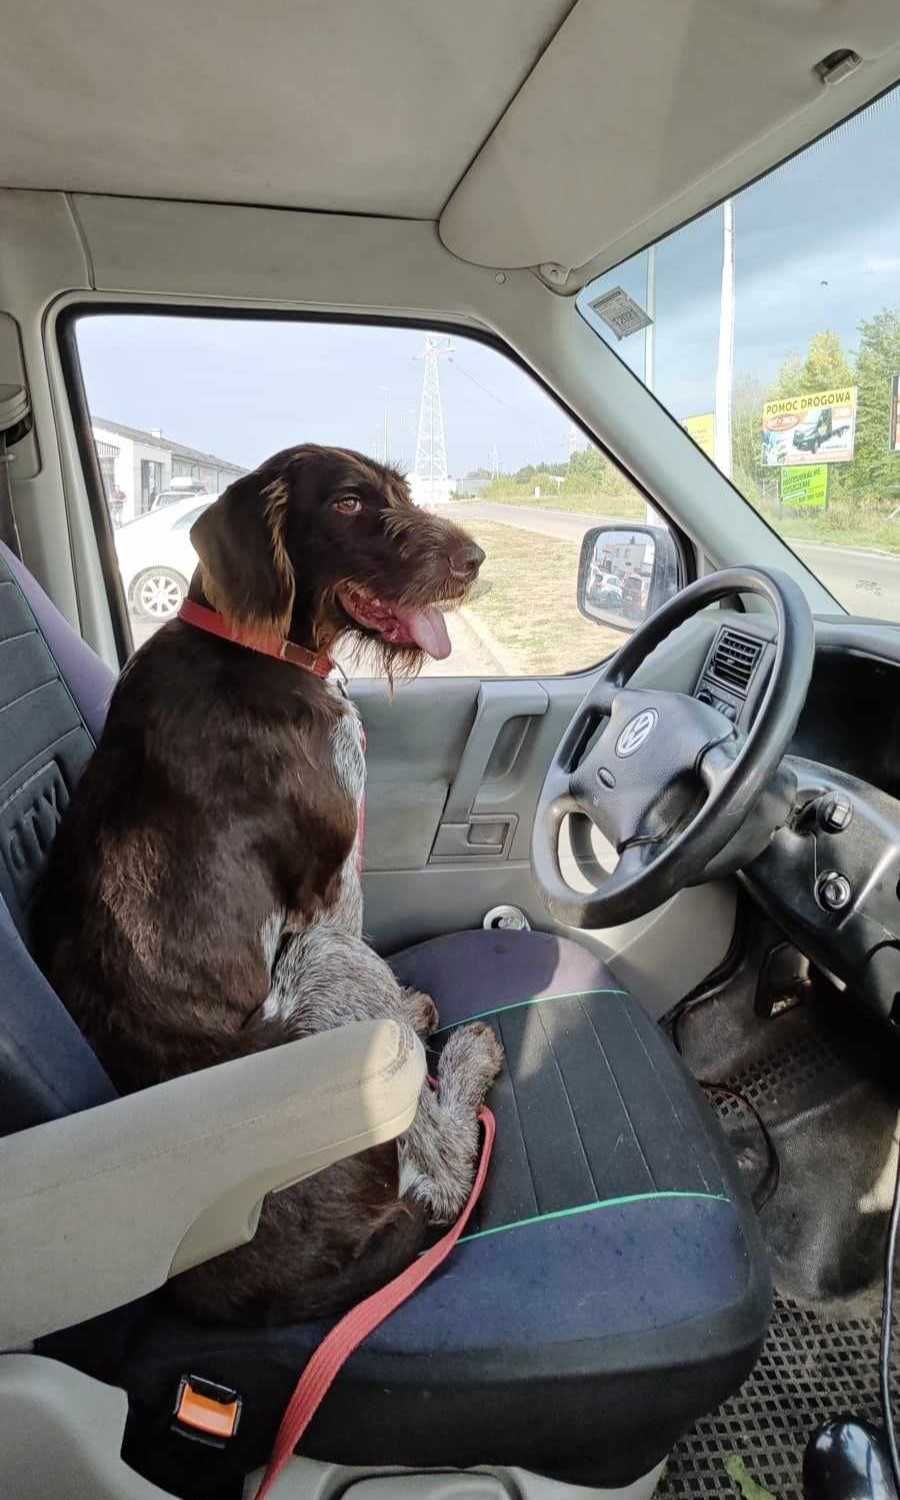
780,465,828,510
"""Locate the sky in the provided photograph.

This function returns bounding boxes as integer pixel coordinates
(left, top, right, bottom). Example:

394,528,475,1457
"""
77,86,900,476
78,315,572,477
581,88,900,423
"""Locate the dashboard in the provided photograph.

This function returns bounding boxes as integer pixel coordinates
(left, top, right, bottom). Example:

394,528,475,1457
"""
692,613,900,1025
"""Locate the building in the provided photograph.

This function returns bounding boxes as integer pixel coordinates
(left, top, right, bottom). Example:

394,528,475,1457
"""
408,473,457,507
91,419,247,524
455,475,492,499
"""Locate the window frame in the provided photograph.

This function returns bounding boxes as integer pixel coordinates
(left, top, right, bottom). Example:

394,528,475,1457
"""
57,301,695,674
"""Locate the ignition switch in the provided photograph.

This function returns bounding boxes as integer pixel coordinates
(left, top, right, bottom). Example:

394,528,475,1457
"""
816,871,852,913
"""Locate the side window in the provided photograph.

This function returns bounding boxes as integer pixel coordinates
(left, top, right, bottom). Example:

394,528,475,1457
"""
75,315,669,675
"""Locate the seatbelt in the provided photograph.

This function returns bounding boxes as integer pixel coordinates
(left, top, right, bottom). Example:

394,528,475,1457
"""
0,432,21,559
253,1103,496,1500
0,384,31,561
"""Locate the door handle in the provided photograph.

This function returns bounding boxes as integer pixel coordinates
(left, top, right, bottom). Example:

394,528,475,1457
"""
430,681,548,864
441,681,549,825
431,815,517,861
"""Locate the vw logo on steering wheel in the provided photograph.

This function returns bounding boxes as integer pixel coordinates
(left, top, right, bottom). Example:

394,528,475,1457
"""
615,708,659,758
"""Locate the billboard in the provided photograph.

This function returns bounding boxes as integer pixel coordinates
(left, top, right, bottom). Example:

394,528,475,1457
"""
780,465,827,511
762,386,857,466
684,413,715,459
891,374,900,454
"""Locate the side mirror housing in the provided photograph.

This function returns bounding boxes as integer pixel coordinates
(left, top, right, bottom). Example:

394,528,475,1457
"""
577,524,681,633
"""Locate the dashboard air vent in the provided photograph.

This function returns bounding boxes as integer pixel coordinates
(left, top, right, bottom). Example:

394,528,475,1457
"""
709,628,762,693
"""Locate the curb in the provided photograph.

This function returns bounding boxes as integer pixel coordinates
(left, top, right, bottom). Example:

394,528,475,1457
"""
458,606,519,675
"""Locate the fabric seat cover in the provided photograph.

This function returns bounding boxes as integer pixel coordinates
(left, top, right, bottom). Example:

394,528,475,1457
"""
0,545,771,1497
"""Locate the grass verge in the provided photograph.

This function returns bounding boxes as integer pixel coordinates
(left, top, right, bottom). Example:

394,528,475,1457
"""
462,520,623,675
461,489,646,520
760,506,900,555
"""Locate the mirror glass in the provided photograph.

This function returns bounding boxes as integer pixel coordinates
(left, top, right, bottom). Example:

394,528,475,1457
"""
580,528,656,631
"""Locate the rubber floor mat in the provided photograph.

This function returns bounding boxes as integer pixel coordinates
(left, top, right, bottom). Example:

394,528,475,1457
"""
657,1292,894,1497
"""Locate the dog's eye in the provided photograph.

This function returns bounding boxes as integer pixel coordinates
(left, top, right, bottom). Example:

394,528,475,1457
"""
333,494,362,516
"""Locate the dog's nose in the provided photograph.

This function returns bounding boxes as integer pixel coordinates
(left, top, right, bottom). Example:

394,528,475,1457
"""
449,542,485,580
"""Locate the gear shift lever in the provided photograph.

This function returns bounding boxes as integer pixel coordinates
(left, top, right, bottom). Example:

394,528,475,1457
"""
804,1420,897,1499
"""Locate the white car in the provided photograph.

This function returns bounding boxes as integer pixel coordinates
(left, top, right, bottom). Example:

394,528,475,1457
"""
114,495,216,620
149,482,209,510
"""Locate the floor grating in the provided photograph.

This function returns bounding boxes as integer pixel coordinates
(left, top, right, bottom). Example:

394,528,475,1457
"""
660,998,894,1499
658,1294,890,1498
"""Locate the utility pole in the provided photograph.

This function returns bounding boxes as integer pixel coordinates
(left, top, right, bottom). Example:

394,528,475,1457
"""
714,199,735,480
414,334,451,504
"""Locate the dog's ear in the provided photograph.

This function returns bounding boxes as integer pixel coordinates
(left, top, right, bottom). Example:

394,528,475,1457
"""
190,470,295,634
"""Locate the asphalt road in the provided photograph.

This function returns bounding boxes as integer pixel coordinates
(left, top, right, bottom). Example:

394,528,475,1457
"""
448,501,900,625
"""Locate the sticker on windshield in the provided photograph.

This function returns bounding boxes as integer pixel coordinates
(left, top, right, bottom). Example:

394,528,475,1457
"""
590,287,653,341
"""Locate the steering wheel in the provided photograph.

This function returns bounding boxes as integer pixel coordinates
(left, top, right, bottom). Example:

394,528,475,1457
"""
532,567,815,928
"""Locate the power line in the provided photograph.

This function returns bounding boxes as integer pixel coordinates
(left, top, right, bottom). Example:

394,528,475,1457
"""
451,359,505,405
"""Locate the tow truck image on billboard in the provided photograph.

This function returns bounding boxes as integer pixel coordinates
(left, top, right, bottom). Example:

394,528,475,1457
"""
762,386,857,466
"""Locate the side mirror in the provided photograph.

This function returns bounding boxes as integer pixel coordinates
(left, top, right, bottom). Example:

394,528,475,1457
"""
577,524,681,633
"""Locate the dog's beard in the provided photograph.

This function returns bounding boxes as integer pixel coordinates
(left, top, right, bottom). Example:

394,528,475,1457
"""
339,633,426,688
322,577,476,687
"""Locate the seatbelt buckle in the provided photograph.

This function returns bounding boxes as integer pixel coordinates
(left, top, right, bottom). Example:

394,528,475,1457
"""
172,1374,242,1447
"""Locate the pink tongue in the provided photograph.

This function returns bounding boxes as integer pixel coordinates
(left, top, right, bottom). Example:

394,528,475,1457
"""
395,603,451,660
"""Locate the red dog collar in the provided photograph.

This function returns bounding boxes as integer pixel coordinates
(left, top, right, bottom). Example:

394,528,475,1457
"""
178,600,335,679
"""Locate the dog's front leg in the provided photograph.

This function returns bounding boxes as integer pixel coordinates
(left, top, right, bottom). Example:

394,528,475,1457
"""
400,1023,504,1223
396,987,439,1038
268,923,413,1031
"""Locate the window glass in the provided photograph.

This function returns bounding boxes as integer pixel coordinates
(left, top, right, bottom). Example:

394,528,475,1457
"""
76,316,665,673
577,87,900,623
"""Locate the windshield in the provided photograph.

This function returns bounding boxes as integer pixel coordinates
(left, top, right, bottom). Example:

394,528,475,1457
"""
577,87,900,624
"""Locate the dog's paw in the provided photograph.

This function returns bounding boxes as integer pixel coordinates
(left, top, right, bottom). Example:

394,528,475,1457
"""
401,987,440,1038
441,1021,504,1102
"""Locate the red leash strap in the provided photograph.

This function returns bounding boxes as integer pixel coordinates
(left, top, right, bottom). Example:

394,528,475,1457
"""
254,1105,496,1500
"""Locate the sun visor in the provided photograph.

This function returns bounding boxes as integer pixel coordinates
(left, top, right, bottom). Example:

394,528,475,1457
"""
439,0,900,281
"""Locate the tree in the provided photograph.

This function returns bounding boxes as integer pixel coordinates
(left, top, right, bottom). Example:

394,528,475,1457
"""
769,330,853,399
768,353,804,400
564,443,632,497
851,310,900,502
798,330,854,392
731,374,768,504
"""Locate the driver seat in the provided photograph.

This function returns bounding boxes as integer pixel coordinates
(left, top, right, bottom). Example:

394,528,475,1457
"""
0,542,771,1498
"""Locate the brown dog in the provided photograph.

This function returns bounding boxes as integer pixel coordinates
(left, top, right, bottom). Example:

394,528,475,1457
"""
34,445,503,1325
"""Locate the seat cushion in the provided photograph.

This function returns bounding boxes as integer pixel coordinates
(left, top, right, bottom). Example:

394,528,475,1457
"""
0,541,114,743
0,545,116,1133
102,931,770,1497
397,929,736,1235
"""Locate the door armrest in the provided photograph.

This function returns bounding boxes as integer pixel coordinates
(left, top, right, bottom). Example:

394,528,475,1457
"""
0,1019,424,1347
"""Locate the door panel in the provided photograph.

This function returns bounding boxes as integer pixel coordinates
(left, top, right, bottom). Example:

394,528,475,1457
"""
357,611,735,1014
356,678,480,871
431,680,549,863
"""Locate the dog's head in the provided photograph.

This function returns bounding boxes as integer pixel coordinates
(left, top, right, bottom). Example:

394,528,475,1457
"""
189,445,484,671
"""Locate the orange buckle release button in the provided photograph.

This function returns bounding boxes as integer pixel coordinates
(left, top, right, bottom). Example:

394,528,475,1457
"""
173,1375,242,1447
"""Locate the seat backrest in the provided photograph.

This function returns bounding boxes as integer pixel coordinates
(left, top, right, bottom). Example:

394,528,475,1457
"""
0,543,116,1134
